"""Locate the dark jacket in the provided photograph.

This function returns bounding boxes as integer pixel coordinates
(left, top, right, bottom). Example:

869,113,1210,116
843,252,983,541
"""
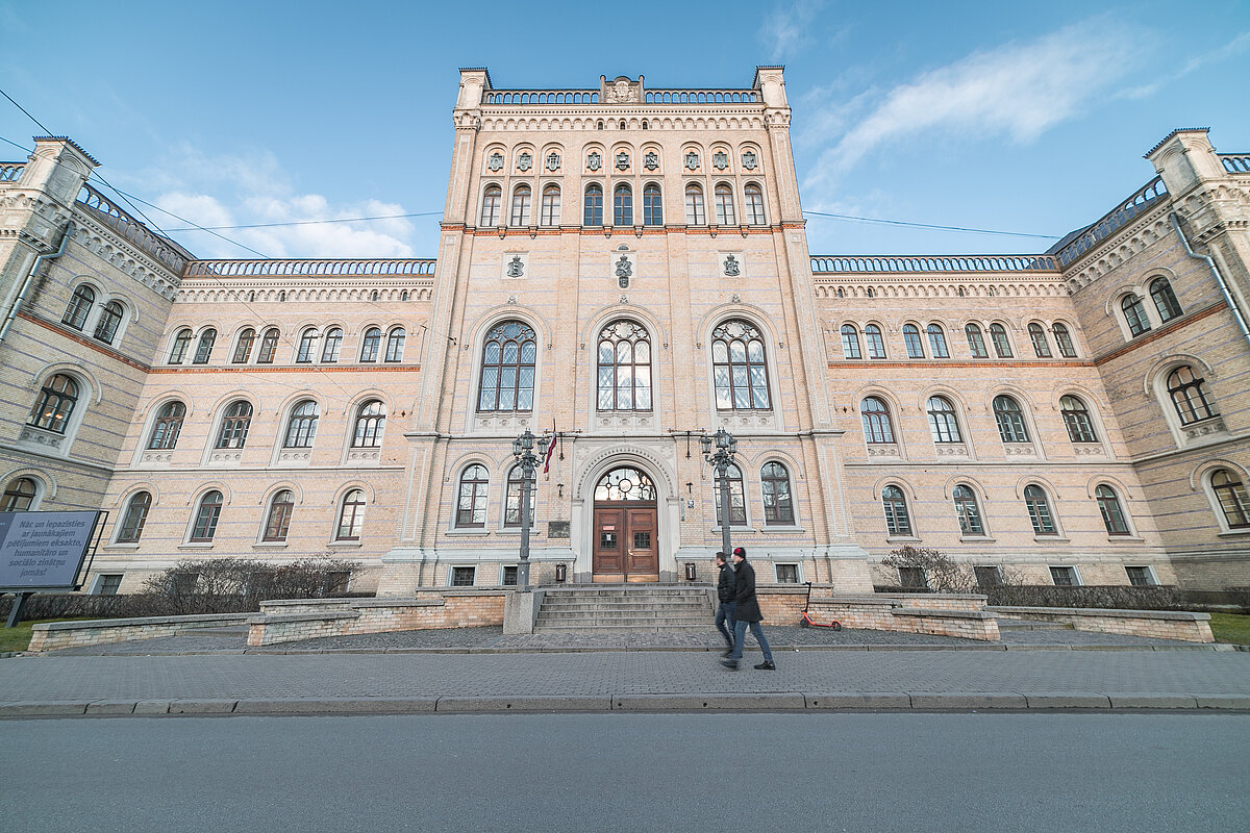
717,562,736,603
732,558,763,623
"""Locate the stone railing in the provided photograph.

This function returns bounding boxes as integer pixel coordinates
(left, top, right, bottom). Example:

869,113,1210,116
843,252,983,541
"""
486,91,600,105
1051,176,1169,267
0,162,24,182
810,254,1058,274
990,606,1213,643
27,613,252,652
483,89,760,106
643,90,759,104
184,258,437,278
1220,154,1250,173
76,183,191,274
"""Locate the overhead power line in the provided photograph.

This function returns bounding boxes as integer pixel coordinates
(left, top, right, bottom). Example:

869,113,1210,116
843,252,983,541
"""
803,210,1060,240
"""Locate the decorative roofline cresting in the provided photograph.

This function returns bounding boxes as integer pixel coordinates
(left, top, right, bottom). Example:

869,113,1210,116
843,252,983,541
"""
810,255,1058,274
184,258,437,278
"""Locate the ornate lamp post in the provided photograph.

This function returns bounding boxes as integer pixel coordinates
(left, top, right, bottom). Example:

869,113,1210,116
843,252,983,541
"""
701,427,738,560
512,428,550,591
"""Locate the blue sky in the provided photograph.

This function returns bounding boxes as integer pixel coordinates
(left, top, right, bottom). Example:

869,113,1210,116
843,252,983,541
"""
1,0,1247,259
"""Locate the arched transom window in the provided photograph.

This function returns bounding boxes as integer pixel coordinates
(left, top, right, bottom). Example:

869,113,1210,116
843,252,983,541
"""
597,321,652,411
456,464,490,528
1,477,37,512
595,467,657,502
761,461,794,525
28,374,79,434
1167,365,1217,425
478,321,537,412
861,397,894,444
711,319,770,410
1211,469,1250,529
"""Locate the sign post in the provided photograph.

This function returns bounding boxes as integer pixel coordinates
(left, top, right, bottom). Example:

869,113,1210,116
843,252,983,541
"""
0,510,105,627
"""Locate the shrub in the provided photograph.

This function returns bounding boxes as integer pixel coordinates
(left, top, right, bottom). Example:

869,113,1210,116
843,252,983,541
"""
881,546,980,594
983,584,1186,610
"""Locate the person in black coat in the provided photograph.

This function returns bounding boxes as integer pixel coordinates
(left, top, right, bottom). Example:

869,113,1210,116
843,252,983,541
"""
714,552,736,656
720,546,775,670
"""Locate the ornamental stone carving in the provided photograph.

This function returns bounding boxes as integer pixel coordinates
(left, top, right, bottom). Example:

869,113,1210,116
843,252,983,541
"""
507,256,525,278
602,75,642,104
723,254,741,277
517,152,532,172
684,151,700,171
713,150,728,170
487,152,503,172
587,152,602,172
644,151,659,171
546,152,561,172
615,151,630,171
742,150,758,170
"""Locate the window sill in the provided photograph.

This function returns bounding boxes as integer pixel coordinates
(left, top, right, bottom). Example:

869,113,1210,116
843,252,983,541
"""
886,535,921,543
494,527,540,535
712,526,755,534
1106,535,1145,543
326,540,362,549
1216,528,1250,538
761,525,806,533
178,543,214,550
253,542,289,549
959,535,996,543
103,543,141,551
1033,536,1070,543
445,528,491,536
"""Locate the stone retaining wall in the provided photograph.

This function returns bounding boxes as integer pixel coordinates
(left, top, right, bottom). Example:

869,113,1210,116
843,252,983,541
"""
27,613,252,653
757,586,998,640
991,605,1214,643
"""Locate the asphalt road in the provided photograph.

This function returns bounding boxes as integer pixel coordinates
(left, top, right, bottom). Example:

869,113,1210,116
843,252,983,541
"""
5,712,1248,832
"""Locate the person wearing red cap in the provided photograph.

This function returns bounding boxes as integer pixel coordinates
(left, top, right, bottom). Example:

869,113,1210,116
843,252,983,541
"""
720,546,775,670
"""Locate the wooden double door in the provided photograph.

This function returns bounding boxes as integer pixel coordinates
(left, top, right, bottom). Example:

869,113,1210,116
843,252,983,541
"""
592,503,659,582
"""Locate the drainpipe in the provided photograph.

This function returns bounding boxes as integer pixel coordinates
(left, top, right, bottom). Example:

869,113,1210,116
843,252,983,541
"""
0,221,74,343
1170,212,1250,352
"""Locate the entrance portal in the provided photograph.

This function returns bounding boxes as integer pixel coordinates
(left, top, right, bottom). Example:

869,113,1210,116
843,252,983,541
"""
592,466,659,582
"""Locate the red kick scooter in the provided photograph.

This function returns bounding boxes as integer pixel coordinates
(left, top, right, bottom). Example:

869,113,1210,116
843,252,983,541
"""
799,582,842,630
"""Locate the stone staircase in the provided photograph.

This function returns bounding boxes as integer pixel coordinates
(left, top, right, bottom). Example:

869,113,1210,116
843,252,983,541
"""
534,584,714,632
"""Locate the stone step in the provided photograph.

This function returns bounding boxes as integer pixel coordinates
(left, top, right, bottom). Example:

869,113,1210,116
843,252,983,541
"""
538,600,710,611
533,624,712,632
537,612,710,624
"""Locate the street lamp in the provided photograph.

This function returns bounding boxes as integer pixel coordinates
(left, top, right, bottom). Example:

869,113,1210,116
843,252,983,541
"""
701,427,738,561
512,428,550,591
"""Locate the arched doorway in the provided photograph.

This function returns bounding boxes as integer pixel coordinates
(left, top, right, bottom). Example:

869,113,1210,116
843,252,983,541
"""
592,466,659,582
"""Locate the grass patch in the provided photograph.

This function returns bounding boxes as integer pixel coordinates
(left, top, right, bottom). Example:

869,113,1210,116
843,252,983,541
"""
1208,612,1250,645
0,618,91,653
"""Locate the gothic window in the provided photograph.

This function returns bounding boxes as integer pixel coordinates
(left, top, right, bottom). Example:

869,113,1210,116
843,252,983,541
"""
926,396,961,443
1095,485,1130,535
953,485,984,535
215,401,252,449
232,328,256,363
510,184,531,226
283,400,319,448
596,320,652,411
643,183,663,225
478,320,537,412
147,401,186,450
865,324,887,359
504,465,525,528
840,325,861,359
1122,294,1151,336
263,490,294,542
360,327,381,362
926,324,949,358
193,329,216,364
257,328,280,364
1212,469,1250,529
336,490,366,540
993,395,1030,443
385,327,405,362
584,184,603,225
28,374,78,433
965,324,988,358
1028,323,1052,357
1,477,37,512
1053,323,1077,357
712,463,747,527
685,184,706,225
456,464,489,528
321,328,342,363
169,328,193,364
191,490,223,542
861,396,894,444
116,491,151,542
761,461,794,525
613,183,633,226
714,184,736,225
903,324,925,358
882,485,912,536
480,185,501,226
541,185,561,225
1024,485,1056,535
1151,278,1183,322
1167,365,1217,424
1060,395,1097,443
93,301,124,344
62,285,95,330
711,319,770,410
989,324,1012,358
352,400,386,448
296,328,320,363
744,183,765,224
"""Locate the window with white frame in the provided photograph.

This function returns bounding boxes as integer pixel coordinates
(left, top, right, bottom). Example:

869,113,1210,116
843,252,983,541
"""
352,400,386,448
93,574,124,595
193,329,216,364
1095,485,1131,535
597,320,652,411
116,491,151,543
840,325,861,359
761,461,795,525
1025,485,1057,535
882,485,912,536
62,285,95,330
190,491,223,542
1060,395,1097,443
1049,566,1079,586
336,490,366,541
510,185,532,226
1125,566,1156,586
953,485,984,535
232,328,256,363
263,490,295,542
296,328,320,363
1211,469,1250,529
926,397,962,444
385,327,405,362
744,183,765,224
713,463,747,527
147,401,186,450
711,319,771,410
456,465,489,528
1,477,38,511
865,324,887,359
775,563,799,584
322,328,343,362
27,374,79,434
993,396,1030,443
480,185,502,226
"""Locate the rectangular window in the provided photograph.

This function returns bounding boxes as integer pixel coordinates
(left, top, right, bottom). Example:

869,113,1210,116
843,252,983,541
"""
324,572,351,595
451,566,476,587
974,566,1002,588
94,574,124,595
1049,566,1078,586
897,566,927,588
1125,566,1155,587
502,565,518,586
775,564,799,584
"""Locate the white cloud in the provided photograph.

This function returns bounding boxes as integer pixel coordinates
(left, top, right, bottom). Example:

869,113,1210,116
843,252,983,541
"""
761,0,829,62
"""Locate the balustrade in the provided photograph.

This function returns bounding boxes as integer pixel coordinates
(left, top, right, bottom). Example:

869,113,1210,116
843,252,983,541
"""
184,258,436,277
1221,154,1250,173
482,89,760,105
0,163,24,182
1052,177,1168,267
810,254,1058,274
76,184,189,273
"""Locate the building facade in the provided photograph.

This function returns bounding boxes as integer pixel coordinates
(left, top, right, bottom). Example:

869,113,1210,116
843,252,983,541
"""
1,69,1248,596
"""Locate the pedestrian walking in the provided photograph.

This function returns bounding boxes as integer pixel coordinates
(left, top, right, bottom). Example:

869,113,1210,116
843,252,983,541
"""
720,546,775,670
713,552,736,657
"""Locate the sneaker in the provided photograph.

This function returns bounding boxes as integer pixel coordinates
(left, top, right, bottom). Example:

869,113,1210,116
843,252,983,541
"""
722,648,734,658
754,660,776,671
720,659,739,670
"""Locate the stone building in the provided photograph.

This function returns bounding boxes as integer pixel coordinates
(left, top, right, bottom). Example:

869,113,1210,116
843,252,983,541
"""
1,68,1247,596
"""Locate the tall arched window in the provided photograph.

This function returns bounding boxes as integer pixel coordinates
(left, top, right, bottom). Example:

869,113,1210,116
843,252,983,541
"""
62,285,96,330
263,490,294,542
321,328,342,363
147,402,186,450
480,185,502,226
93,300,124,344
584,184,603,225
1122,294,1151,336
478,320,537,412
903,324,925,358
510,184,531,226
1095,485,1130,535
711,319,770,410
643,183,662,225
865,324,887,359
714,184,736,225
1212,469,1250,529
926,324,949,358
744,183,765,224
993,395,1029,443
168,328,193,364
216,401,253,449
1028,323,1051,357
926,396,962,443
1053,323,1077,357
597,320,652,410
193,329,216,364
713,463,747,527
504,465,525,528
882,485,912,536
965,324,988,358
191,490,223,542
1,477,37,512
336,490,366,541
761,461,794,525
613,183,633,226
541,184,561,225
232,328,256,363
353,400,386,448
953,485,984,535
456,464,489,528
860,397,894,443
284,400,319,448
684,184,705,225
296,328,320,363
385,327,405,362
1151,278,1183,322
116,491,151,542
257,328,280,364
1060,395,1097,443
1167,365,1217,424
359,327,381,362
989,324,1013,357
28,374,78,433
840,325,861,359
1024,485,1056,535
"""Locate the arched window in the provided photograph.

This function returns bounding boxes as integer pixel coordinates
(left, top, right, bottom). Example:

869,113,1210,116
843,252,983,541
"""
965,324,988,358
1060,395,1097,443
456,464,489,528
595,467,657,501
903,324,925,358
744,183,765,224
62,285,96,330
860,397,894,443
1028,323,1051,357
865,324,887,359
168,328,193,364
1211,469,1250,529
882,485,912,536
1095,485,1130,535
711,319,770,410
541,185,560,225
840,325,861,359
28,374,78,433
216,401,253,449
191,490,223,542
1167,365,1218,424
232,328,256,363
613,183,633,225
989,324,1013,357
352,400,386,448
953,485,984,535
359,327,381,362
684,184,705,225
284,400,319,448
385,327,405,362
761,461,794,525
643,183,662,225
257,328,280,364
926,396,961,443
714,183,736,225
93,300,124,344
1024,485,1056,535
1121,294,1151,336
296,328,320,363
926,324,949,358
504,465,526,528
477,321,537,412
263,490,294,542
712,463,747,527
1150,278,1182,322
321,328,342,362
1053,323,1077,357
1,477,37,512
147,401,186,450
116,491,151,542
510,184,531,226
584,184,603,225
336,489,365,540
993,395,1029,443
597,320,652,410
193,329,216,364
480,185,502,226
